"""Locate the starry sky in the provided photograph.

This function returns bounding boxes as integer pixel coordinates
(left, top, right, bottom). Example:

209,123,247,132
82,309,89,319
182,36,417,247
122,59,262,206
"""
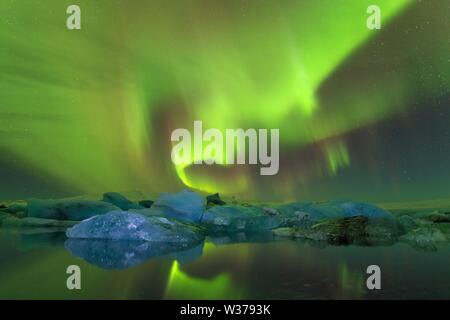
0,0,449,202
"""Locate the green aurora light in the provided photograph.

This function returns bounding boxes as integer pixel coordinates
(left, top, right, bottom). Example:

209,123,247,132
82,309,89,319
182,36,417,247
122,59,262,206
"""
0,0,449,201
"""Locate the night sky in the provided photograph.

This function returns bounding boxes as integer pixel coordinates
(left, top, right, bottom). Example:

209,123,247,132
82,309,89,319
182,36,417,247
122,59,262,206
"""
0,0,449,202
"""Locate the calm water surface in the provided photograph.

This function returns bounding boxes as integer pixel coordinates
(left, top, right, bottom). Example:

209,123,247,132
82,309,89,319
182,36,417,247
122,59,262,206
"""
0,229,449,299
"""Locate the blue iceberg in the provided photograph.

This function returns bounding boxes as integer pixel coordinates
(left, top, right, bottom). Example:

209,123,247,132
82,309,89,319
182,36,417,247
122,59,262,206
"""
66,211,204,243
152,189,205,223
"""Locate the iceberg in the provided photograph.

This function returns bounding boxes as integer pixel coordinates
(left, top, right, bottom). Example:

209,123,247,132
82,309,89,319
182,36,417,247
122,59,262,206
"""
27,198,119,221
201,205,281,232
152,189,205,223
102,192,143,210
66,211,204,243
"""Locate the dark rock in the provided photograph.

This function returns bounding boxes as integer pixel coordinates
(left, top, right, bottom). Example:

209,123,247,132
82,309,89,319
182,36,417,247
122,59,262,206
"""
398,215,419,231
308,216,369,245
279,210,314,227
206,193,226,206
102,192,142,210
138,200,154,208
365,217,404,244
277,200,392,226
273,216,401,246
2,217,78,228
272,227,295,238
2,202,27,215
27,198,119,221
0,212,11,226
423,213,450,223
153,189,205,223
263,207,279,216
400,226,448,251
66,211,205,243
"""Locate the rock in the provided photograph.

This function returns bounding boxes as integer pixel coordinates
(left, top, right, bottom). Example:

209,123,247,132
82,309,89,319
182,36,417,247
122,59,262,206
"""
280,210,313,227
276,200,392,228
423,213,450,223
273,216,401,246
138,200,154,208
66,211,204,243
27,198,119,221
365,217,404,244
276,227,328,242
400,226,448,250
2,217,78,228
307,216,369,244
0,203,6,209
263,207,279,216
65,238,204,269
2,202,27,215
272,227,295,237
201,205,281,232
102,192,143,210
206,193,226,206
398,215,419,231
0,212,11,226
153,189,205,223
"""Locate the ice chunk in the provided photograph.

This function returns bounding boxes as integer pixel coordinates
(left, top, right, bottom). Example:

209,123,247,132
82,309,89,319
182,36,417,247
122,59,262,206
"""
334,201,392,218
66,211,204,243
102,192,142,210
153,189,205,223
27,199,119,221
201,205,281,232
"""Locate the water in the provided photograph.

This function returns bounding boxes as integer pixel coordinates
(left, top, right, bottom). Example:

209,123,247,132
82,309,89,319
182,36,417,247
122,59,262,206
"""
0,229,449,299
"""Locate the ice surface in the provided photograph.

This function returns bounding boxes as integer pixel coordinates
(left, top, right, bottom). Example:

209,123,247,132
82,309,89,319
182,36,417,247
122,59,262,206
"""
102,192,143,210
153,189,205,223
27,199,119,221
66,211,204,243
202,205,282,232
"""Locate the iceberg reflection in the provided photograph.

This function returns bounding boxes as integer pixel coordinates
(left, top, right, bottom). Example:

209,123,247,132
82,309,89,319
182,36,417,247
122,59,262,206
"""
65,239,204,269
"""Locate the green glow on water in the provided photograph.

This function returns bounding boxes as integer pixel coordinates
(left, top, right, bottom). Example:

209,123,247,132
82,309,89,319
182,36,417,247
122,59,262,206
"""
165,261,241,299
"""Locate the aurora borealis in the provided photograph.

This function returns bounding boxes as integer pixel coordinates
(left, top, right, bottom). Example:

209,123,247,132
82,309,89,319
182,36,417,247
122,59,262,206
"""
0,0,449,202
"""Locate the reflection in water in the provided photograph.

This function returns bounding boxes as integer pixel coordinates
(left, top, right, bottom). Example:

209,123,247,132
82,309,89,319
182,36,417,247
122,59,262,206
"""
338,261,365,299
165,261,241,299
65,238,204,269
1,230,450,299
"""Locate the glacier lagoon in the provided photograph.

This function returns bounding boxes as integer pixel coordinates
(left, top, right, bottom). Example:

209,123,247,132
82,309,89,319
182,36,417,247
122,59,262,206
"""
1,191,450,299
